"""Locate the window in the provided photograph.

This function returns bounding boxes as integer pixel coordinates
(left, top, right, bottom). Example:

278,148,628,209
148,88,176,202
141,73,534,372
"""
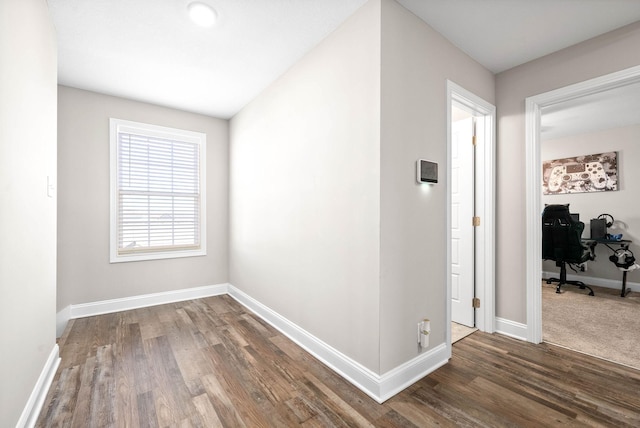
110,118,206,262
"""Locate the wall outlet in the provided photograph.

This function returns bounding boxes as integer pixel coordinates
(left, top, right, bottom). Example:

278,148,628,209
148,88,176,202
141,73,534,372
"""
418,318,430,348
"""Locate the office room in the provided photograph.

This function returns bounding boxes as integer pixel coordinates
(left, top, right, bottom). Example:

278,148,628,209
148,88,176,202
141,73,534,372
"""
2,0,640,426
539,88,640,370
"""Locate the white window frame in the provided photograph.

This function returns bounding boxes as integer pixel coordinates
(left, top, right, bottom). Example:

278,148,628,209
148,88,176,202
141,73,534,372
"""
109,118,206,263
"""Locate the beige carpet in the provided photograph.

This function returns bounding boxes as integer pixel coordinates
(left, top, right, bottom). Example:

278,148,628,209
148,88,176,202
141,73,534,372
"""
452,322,477,344
542,282,640,370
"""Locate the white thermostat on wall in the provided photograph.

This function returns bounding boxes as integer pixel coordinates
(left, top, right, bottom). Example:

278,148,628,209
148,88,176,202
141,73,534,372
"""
417,159,438,183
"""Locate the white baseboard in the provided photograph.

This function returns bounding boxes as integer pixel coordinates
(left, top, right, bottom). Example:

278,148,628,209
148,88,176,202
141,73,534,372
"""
227,284,449,403
377,343,449,402
16,345,60,428
495,317,528,341
542,270,638,293
56,283,230,336
56,305,71,338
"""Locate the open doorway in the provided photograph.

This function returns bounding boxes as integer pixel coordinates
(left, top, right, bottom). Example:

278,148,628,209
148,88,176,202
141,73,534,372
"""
446,81,496,350
525,65,640,350
450,107,475,332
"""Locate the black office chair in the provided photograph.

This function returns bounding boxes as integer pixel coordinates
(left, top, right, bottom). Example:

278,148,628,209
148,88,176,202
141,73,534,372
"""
542,204,595,296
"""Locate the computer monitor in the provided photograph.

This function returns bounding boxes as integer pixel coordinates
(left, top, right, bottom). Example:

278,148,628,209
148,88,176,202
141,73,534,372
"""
570,213,580,222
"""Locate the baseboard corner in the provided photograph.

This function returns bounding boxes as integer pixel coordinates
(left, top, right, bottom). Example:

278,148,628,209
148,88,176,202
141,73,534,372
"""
377,343,449,402
56,305,71,338
227,283,449,403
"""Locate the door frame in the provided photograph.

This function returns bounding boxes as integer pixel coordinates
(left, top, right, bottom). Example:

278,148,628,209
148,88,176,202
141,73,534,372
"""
525,65,640,343
446,80,496,349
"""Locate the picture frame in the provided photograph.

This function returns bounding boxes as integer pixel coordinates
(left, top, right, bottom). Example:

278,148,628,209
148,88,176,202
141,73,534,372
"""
542,152,618,194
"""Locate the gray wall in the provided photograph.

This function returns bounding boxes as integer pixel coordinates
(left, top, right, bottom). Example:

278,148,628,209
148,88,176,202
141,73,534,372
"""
495,22,640,323
229,0,495,375
378,0,494,372
541,125,640,285
0,0,57,425
57,86,229,312
230,0,382,372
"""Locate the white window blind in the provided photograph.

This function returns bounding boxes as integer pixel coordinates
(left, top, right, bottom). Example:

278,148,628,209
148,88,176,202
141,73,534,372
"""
110,119,206,262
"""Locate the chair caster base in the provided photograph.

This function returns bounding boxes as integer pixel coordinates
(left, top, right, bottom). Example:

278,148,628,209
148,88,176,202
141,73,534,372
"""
548,278,594,296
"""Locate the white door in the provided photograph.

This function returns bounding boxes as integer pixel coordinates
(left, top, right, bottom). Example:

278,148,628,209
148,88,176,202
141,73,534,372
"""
451,114,475,327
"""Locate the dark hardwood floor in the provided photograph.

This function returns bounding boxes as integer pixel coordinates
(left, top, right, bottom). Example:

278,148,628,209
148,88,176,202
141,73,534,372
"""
37,295,640,427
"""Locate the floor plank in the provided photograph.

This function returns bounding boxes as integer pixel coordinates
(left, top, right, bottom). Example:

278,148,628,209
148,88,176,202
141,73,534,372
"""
38,295,640,427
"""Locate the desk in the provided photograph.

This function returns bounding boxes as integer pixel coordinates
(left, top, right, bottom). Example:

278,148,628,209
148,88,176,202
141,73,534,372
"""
582,239,632,297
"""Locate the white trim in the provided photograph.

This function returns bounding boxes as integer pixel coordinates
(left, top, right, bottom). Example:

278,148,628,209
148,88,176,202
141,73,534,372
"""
525,95,543,343
56,305,71,338
525,65,640,344
16,345,60,428
377,344,449,402
446,81,497,338
495,317,528,341
227,284,449,403
63,283,229,322
542,271,638,293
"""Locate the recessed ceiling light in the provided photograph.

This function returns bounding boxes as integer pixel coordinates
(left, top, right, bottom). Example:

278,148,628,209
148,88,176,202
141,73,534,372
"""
188,2,217,28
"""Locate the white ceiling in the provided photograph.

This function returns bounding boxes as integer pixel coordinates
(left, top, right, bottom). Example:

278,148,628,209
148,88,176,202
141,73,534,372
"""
397,0,640,74
49,0,369,119
541,81,640,141
49,0,640,119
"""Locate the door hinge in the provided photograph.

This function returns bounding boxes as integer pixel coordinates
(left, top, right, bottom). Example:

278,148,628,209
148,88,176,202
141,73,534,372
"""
472,216,481,227
472,135,477,146
472,297,481,309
